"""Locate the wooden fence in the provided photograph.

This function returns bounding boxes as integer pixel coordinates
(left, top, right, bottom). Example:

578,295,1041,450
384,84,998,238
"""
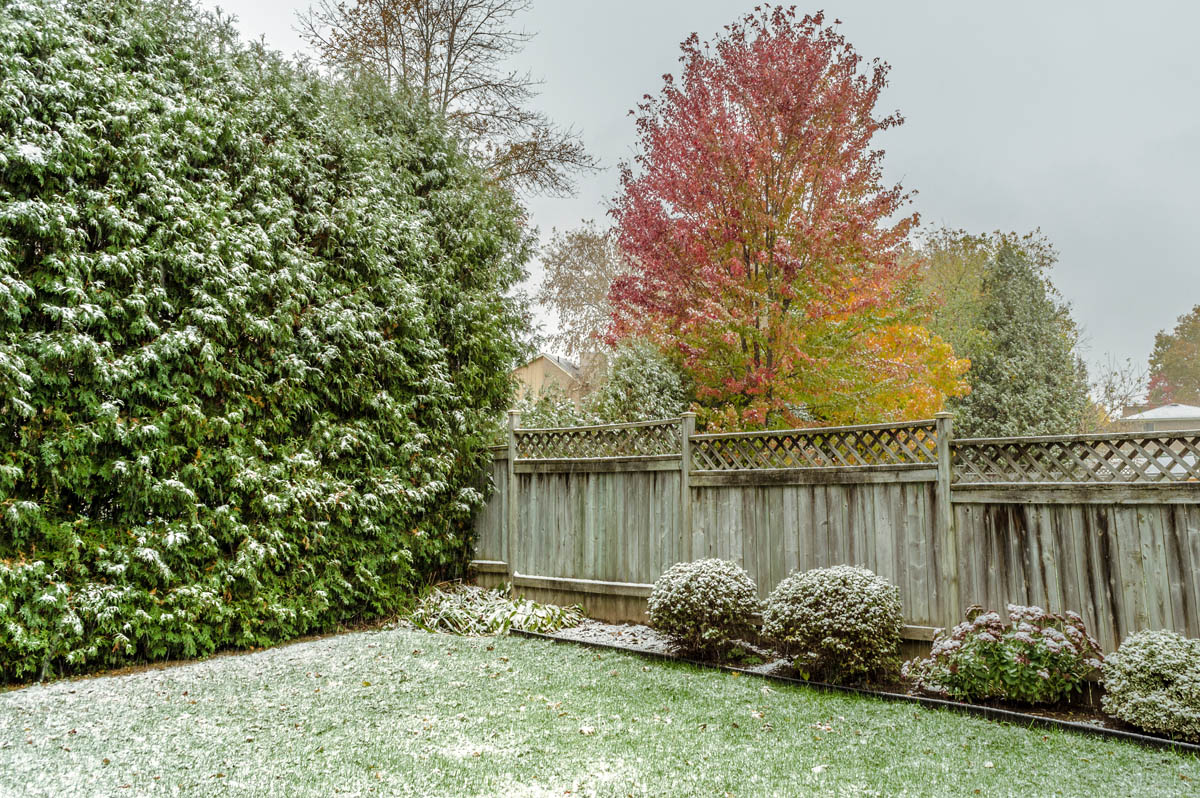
471,412,1200,652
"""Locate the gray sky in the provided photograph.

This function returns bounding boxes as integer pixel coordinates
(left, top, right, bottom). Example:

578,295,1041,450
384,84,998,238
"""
203,0,1200,378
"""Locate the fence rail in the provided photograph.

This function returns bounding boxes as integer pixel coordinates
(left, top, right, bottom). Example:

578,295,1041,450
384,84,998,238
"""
476,412,1200,651
514,418,681,459
953,431,1200,485
690,420,938,471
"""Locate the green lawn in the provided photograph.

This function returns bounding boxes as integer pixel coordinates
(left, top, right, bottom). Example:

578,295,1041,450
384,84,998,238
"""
1,627,1195,797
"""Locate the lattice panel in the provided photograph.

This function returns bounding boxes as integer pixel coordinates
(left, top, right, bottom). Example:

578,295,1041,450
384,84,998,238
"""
953,433,1200,484
691,423,938,471
515,421,680,459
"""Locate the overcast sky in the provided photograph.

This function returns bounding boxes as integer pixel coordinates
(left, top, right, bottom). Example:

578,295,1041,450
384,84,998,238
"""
202,0,1200,378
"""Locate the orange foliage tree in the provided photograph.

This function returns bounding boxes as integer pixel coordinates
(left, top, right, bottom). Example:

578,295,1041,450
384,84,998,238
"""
608,7,967,428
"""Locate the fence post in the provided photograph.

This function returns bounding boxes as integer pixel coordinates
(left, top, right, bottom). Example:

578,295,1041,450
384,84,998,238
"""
506,409,521,580
680,412,696,562
934,411,959,626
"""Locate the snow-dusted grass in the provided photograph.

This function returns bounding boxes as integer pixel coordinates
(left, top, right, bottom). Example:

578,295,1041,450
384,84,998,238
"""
1,626,1196,797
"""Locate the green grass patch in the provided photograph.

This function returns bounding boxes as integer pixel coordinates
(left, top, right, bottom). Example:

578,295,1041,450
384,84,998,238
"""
1,627,1195,796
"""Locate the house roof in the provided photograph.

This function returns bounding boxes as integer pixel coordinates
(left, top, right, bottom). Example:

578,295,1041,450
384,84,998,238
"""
522,352,581,381
1123,403,1200,420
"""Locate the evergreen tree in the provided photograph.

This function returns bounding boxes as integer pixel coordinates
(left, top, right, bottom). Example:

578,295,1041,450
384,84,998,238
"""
586,340,689,423
510,340,690,430
0,0,528,680
950,244,1090,437
512,384,596,429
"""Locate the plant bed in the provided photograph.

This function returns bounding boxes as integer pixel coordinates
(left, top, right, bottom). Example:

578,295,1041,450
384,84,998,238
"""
551,619,786,674
515,620,1200,754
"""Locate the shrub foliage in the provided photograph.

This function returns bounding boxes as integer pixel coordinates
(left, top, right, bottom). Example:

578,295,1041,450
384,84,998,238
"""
511,338,690,432
647,559,758,658
586,339,689,423
0,0,527,680
902,605,1103,705
1102,630,1200,741
407,583,584,636
762,565,902,684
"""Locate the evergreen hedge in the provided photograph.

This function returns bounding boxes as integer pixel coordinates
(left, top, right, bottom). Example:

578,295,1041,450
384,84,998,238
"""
0,0,528,681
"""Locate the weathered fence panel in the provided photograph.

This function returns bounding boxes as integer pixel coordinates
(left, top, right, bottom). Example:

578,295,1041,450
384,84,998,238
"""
514,468,684,584
690,420,938,470
471,413,1200,652
690,479,945,627
952,430,1200,484
951,498,1200,652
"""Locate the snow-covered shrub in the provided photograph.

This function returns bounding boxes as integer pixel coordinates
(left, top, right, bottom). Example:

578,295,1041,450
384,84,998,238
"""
508,339,690,436
762,565,902,684
512,384,597,430
647,559,759,658
1102,630,1200,741
902,604,1102,704
586,339,689,422
408,583,584,636
0,0,527,681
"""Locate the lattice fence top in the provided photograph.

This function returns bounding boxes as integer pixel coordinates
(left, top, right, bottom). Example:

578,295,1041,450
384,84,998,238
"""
514,419,680,459
690,421,939,471
953,431,1200,484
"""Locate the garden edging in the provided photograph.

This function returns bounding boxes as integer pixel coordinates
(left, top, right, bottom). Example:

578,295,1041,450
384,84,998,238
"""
510,628,1200,755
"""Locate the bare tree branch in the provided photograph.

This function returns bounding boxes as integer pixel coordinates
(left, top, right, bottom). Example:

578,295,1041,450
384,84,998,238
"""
536,221,630,358
298,0,597,195
1091,355,1148,429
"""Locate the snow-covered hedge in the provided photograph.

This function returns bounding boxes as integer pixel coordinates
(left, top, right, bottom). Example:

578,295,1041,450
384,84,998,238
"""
647,559,758,658
0,0,527,681
1102,630,1200,741
586,339,689,422
762,565,902,684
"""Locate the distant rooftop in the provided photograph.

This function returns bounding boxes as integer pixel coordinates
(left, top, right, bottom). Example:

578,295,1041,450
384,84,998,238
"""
1123,403,1200,421
535,352,581,380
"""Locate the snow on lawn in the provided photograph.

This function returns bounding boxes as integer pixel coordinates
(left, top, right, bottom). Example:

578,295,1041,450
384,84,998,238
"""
1,626,1196,797
0,626,643,797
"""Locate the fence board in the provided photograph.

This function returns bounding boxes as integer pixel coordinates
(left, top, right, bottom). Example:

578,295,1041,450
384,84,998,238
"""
471,456,508,565
945,500,1200,651
681,480,944,627
1183,508,1200,637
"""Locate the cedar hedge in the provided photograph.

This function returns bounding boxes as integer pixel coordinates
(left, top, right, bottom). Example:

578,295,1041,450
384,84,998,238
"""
0,0,527,680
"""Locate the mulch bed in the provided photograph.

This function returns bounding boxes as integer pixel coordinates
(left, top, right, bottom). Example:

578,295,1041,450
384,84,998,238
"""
516,619,1200,755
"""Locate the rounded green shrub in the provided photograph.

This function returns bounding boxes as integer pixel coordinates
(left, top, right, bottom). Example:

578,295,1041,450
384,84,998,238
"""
1102,630,1200,741
647,559,758,658
902,605,1103,704
0,0,527,681
762,565,902,684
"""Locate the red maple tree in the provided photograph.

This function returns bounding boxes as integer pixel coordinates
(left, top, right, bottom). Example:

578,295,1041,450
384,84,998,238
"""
609,7,966,428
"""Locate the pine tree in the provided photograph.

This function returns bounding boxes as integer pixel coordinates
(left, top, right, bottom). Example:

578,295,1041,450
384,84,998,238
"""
951,244,1090,437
